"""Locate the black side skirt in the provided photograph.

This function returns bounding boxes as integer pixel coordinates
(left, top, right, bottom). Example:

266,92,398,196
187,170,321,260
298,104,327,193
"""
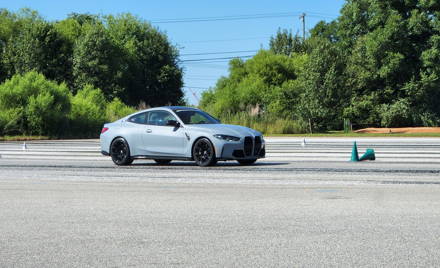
131,155,192,161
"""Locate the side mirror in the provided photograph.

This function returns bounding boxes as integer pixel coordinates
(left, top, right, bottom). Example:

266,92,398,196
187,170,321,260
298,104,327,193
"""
166,120,180,127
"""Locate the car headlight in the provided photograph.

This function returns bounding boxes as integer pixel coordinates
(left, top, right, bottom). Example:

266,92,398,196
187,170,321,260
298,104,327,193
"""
214,134,240,142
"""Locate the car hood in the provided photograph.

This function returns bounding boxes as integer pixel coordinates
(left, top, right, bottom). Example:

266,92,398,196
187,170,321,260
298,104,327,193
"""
186,124,261,137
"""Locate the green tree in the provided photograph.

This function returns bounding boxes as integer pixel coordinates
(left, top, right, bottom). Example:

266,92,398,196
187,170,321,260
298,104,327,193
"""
1,9,184,108
54,18,82,43
106,14,183,106
72,22,123,100
200,50,307,119
203,0,440,130
269,29,305,55
2,18,71,85
310,21,339,43
340,0,440,126
67,13,99,26
297,38,347,130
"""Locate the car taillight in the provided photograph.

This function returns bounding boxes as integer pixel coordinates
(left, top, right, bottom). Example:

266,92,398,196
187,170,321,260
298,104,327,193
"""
101,127,109,134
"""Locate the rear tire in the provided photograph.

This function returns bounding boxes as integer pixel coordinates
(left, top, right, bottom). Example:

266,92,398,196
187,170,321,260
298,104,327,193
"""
237,159,257,165
193,138,217,167
110,137,133,165
154,159,172,165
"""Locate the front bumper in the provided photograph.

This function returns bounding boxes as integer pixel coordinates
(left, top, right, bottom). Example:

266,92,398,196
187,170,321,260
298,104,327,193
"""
215,136,265,160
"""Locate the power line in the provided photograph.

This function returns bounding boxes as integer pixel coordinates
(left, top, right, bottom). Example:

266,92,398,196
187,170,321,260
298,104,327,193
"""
181,49,259,56
151,12,301,24
183,86,209,89
306,11,339,18
179,36,271,44
184,78,219,81
185,87,200,102
183,60,235,64
308,14,337,20
151,12,337,24
183,61,239,65
181,55,254,62
176,15,335,45
184,64,228,69
185,75,223,78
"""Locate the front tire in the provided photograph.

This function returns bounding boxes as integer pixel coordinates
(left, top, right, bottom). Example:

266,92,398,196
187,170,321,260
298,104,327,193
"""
193,138,217,167
110,137,133,165
237,159,257,165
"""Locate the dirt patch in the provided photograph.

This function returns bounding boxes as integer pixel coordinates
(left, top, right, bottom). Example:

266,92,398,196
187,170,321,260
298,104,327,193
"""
354,127,440,134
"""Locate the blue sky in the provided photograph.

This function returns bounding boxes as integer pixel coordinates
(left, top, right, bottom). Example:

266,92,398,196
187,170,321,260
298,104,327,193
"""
2,0,346,105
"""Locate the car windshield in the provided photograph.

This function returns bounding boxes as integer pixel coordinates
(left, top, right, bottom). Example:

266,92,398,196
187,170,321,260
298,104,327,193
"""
174,110,220,124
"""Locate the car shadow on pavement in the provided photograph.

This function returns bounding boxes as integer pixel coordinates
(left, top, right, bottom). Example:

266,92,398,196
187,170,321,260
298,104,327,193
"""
131,161,289,167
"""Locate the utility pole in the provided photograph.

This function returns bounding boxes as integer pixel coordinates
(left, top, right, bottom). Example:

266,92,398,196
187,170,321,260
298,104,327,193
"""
299,13,306,41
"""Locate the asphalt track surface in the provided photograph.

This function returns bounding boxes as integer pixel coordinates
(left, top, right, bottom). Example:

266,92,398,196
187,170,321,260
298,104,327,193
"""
1,138,440,267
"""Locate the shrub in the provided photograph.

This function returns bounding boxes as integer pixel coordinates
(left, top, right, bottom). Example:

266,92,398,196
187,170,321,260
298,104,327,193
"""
105,98,136,123
219,112,307,134
69,85,136,137
0,71,71,136
380,99,414,127
0,72,138,138
0,108,22,135
343,94,382,128
69,85,107,137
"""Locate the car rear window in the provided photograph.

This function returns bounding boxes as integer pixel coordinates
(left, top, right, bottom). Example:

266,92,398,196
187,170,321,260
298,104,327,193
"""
128,112,148,124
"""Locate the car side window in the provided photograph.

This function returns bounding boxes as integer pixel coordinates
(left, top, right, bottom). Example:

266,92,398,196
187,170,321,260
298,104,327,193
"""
147,111,177,126
189,113,207,124
128,112,148,124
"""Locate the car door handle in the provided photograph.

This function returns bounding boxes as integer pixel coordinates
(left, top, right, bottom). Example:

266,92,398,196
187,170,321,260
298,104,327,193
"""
146,129,152,133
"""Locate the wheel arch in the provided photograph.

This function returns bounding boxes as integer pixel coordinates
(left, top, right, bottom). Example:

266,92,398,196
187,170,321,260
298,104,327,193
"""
110,136,130,153
190,136,216,160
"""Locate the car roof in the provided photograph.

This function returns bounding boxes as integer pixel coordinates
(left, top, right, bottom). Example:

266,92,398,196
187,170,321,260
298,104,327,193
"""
134,106,198,114
162,106,198,111
121,106,208,123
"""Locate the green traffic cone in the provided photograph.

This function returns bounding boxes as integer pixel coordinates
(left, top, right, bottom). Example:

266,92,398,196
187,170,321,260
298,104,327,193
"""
351,141,359,162
359,149,375,161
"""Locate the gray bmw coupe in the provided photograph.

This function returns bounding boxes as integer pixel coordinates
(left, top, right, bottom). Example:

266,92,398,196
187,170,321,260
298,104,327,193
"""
100,106,265,166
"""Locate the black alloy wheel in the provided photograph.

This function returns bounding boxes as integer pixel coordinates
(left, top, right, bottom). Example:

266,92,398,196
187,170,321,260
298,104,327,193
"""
154,159,172,165
193,138,217,167
237,159,257,165
110,137,133,165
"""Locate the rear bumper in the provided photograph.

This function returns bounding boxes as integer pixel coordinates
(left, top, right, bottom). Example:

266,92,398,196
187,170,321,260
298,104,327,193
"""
100,133,112,156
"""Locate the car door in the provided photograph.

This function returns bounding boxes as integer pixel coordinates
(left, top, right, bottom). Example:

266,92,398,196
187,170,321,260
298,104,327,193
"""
141,110,186,156
125,111,151,156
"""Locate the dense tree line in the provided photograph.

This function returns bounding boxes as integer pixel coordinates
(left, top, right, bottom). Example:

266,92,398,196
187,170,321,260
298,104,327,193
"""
0,8,184,137
201,0,440,131
0,8,183,107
